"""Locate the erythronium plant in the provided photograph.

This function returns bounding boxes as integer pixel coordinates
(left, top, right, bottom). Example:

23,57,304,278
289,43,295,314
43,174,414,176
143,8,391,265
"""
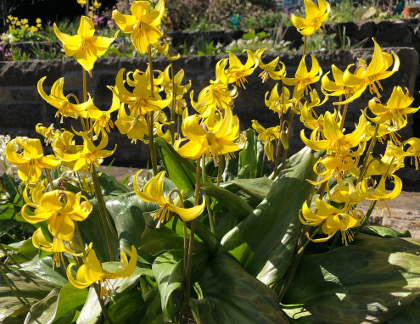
1,1,420,323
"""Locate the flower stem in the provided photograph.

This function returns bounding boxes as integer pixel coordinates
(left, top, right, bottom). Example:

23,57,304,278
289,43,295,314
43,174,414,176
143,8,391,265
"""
93,282,115,324
44,168,54,190
90,169,116,261
183,157,201,322
169,61,176,146
353,200,377,240
358,124,379,182
279,110,295,170
148,45,158,176
202,156,215,233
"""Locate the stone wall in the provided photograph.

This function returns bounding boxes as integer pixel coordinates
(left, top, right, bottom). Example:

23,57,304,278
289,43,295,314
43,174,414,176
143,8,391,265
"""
0,48,418,170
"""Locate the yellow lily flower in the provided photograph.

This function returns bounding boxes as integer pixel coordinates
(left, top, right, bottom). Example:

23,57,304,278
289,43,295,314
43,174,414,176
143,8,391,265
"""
87,92,120,135
309,154,356,185
175,108,240,163
300,110,368,154
283,55,322,97
226,50,258,89
252,120,280,161
339,39,400,105
38,77,91,121
6,138,60,183
92,0,101,9
62,130,116,172
321,64,348,97
134,170,205,222
291,0,330,36
329,181,367,206
77,0,86,7
162,65,191,101
67,246,137,297
366,175,402,216
367,86,419,127
300,199,361,244
53,16,117,73
114,104,149,144
113,67,172,116
152,42,180,61
22,189,92,242
404,137,420,169
265,83,293,117
112,0,165,53
32,227,85,269
36,123,62,145
255,48,286,82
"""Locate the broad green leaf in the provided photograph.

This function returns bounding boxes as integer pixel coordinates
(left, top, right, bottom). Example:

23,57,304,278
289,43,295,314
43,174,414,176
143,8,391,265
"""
5,238,38,264
106,192,156,250
388,296,420,324
19,256,68,287
282,234,420,323
76,287,101,324
138,288,164,324
79,199,117,262
24,288,60,324
53,283,88,323
191,253,289,324
222,155,239,181
360,225,402,238
152,251,185,318
200,182,253,218
0,269,60,322
155,137,196,193
98,171,130,196
227,176,274,201
238,129,259,179
221,151,317,286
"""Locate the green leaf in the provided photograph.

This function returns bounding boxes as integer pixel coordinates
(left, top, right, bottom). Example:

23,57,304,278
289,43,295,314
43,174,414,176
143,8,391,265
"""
282,234,420,323
138,288,164,324
227,176,273,201
152,250,185,318
238,129,259,179
7,238,38,264
76,287,102,324
221,150,317,286
191,253,289,324
200,182,253,218
53,283,88,322
106,192,156,250
360,225,402,238
0,269,61,322
155,137,196,193
24,288,60,324
388,296,420,324
19,255,68,287
98,172,130,196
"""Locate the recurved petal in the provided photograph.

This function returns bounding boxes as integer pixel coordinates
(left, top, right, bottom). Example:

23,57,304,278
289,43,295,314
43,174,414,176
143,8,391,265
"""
171,199,205,222
78,16,95,38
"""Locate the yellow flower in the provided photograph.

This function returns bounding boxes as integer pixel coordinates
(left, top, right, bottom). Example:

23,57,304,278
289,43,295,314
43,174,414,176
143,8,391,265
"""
115,104,149,144
87,93,120,135
300,199,361,244
32,228,85,269
113,67,172,116
404,137,420,169
309,154,357,185
283,55,322,97
67,246,137,297
339,39,399,105
62,130,116,172
134,170,205,222
162,65,191,101
264,83,293,117
252,120,280,161
226,50,258,89
301,110,368,154
37,77,92,121
92,0,101,9
53,16,117,73
321,64,348,97
77,0,86,6
291,0,330,36
255,48,286,82
112,0,165,53
6,138,60,183
175,108,240,163
366,175,402,216
367,86,419,127
153,42,180,61
21,190,92,242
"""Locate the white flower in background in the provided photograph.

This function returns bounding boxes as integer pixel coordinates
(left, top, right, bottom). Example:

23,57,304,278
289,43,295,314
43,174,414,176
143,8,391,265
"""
0,135,20,175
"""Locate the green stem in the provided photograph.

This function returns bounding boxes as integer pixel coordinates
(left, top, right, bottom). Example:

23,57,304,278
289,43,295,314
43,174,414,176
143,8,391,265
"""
303,36,307,56
273,108,284,178
183,157,201,322
0,259,28,306
93,282,115,324
339,102,349,130
202,156,215,233
45,169,54,190
278,226,319,302
169,61,176,146
358,124,379,182
279,110,295,170
91,169,116,261
148,46,158,175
